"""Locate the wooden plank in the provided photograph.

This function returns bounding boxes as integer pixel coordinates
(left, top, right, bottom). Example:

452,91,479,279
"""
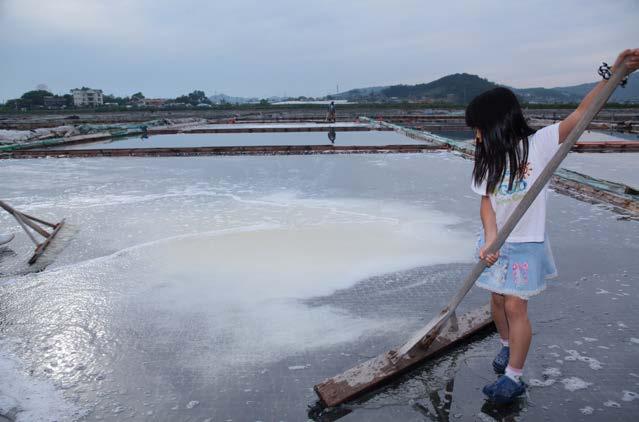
571,141,639,152
314,304,493,407
181,126,390,134
551,178,639,215
406,122,628,132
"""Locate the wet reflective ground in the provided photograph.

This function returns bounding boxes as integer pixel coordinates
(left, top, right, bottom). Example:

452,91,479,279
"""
0,152,638,421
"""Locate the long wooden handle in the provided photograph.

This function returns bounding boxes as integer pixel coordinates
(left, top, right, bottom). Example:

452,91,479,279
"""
397,62,630,358
0,200,52,239
0,200,16,215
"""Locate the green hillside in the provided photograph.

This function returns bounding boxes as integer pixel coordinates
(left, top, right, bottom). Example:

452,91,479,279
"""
554,73,639,103
381,73,498,103
333,72,639,105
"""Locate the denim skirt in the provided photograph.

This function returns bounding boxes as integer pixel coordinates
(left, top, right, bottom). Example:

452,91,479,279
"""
475,233,558,300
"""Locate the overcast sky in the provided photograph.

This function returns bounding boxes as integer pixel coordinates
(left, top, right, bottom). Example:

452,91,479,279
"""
1,0,637,101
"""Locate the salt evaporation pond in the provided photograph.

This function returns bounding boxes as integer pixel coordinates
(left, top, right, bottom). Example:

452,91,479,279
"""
49,130,423,150
562,153,639,188
1,152,638,421
433,129,639,143
433,130,638,187
577,130,639,142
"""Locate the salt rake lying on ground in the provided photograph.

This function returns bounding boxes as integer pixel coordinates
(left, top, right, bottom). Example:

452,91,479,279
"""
0,200,68,265
314,61,631,408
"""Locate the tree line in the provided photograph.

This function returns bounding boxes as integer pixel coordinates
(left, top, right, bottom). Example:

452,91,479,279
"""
1,89,221,111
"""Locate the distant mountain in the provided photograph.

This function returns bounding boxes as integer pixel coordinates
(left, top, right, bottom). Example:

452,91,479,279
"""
331,72,639,105
207,73,639,105
332,74,496,103
552,82,595,98
384,73,499,103
513,87,580,104
553,73,639,103
331,86,387,100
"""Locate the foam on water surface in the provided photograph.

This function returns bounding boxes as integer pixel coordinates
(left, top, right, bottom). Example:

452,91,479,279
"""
580,406,594,415
529,379,556,387
7,196,472,375
0,345,85,422
542,367,562,377
561,377,592,392
0,158,475,419
150,197,472,300
563,349,603,370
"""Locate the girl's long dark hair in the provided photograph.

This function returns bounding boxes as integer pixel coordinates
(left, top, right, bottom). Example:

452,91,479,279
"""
466,87,535,194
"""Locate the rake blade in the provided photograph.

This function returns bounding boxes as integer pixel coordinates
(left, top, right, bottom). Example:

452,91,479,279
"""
28,219,66,265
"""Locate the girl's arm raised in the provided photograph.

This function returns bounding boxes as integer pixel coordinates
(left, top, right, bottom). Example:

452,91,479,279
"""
559,48,639,143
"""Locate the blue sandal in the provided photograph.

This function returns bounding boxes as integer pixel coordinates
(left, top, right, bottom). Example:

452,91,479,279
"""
483,375,526,404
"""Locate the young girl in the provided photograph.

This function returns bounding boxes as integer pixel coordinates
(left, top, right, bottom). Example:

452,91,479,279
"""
466,49,639,404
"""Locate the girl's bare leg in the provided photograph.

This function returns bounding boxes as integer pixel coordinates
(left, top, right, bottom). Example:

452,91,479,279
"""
491,293,509,341
504,296,531,369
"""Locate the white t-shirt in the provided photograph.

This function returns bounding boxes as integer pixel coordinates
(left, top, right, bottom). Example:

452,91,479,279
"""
471,123,560,243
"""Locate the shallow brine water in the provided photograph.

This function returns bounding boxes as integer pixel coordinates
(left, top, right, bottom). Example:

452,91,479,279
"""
50,130,423,150
433,129,639,143
433,130,638,187
0,153,637,421
562,153,639,188
0,153,479,421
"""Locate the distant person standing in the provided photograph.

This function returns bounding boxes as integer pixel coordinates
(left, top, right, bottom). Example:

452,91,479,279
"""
327,101,336,123
327,127,336,144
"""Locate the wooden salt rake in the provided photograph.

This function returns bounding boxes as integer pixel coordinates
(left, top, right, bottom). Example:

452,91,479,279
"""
314,61,630,407
0,200,66,265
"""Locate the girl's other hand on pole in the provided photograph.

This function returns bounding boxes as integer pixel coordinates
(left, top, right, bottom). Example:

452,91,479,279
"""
480,245,500,267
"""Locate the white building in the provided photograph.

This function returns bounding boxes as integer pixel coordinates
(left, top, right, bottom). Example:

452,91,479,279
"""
70,88,104,107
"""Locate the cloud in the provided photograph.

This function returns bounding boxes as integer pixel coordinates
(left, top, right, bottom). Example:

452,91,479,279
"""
6,0,109,33
0,0,637,100
2,0,172,51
